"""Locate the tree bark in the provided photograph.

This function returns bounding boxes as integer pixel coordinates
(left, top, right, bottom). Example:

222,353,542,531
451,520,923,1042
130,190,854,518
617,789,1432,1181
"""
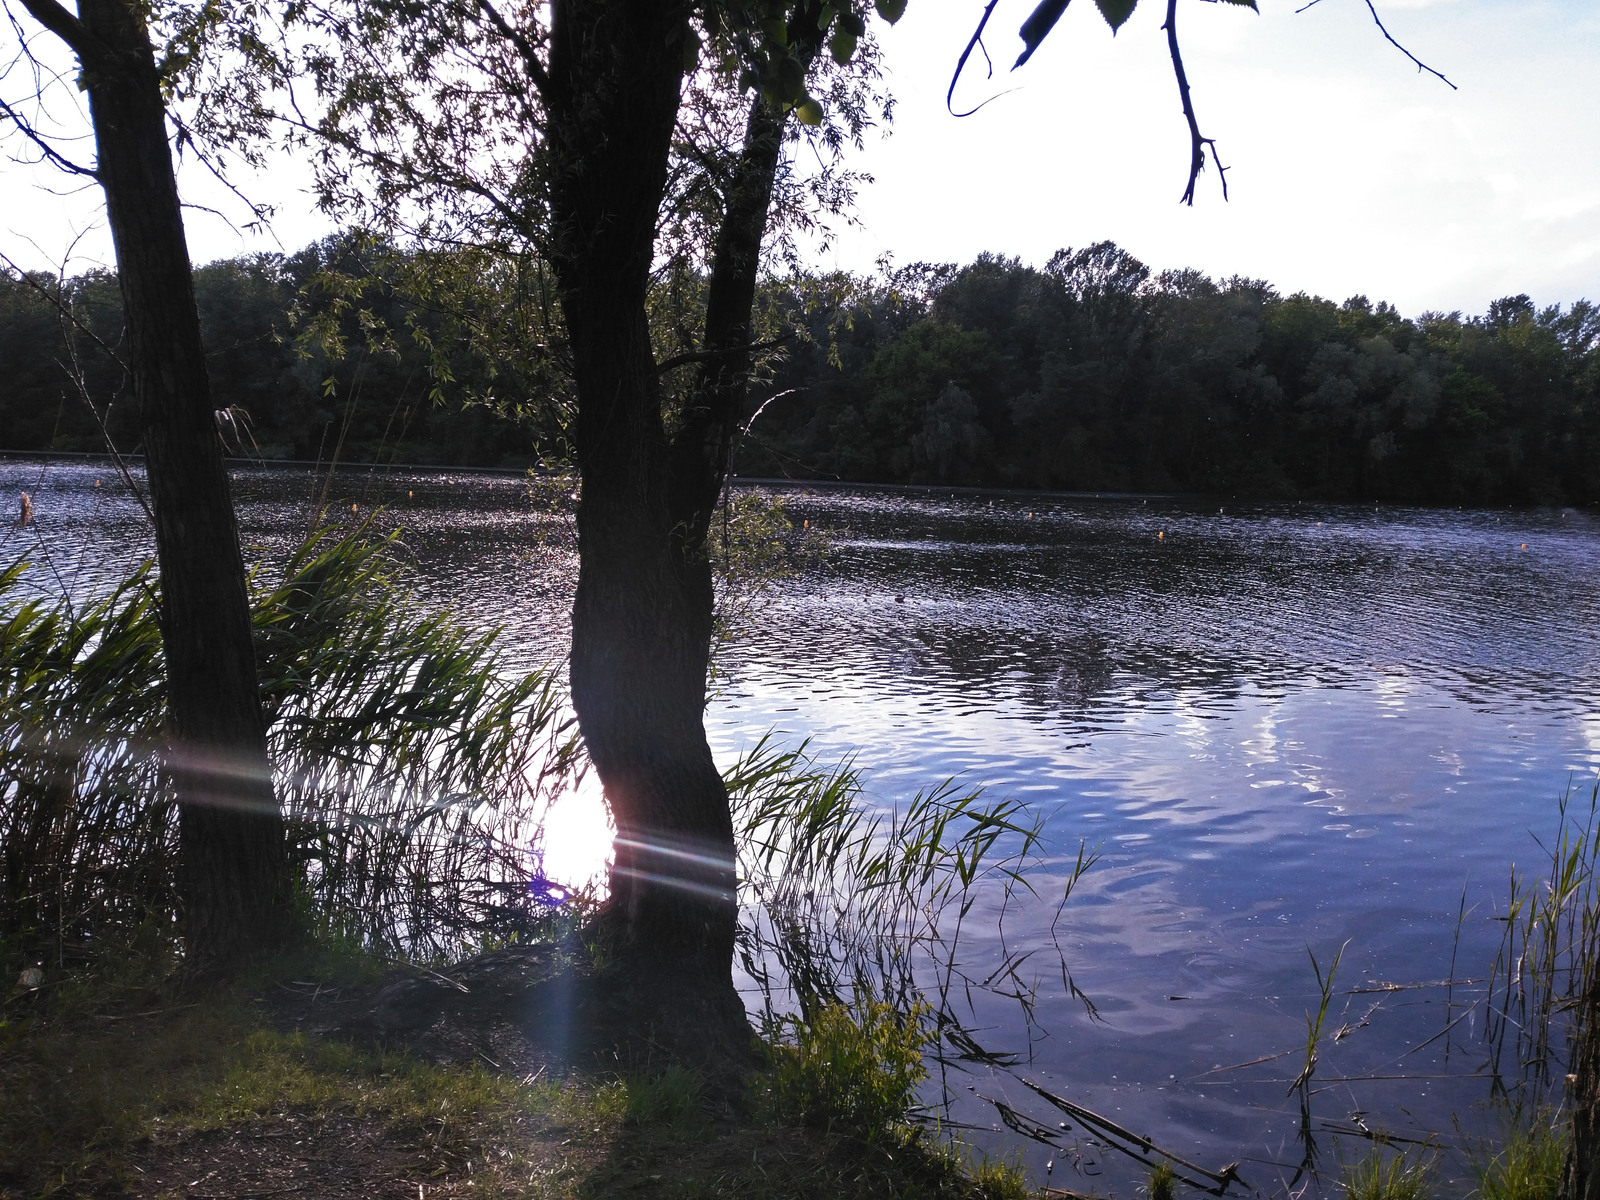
24,0,291,981
546,1,729,991
545,1,801,1025
1563,970,1600,1200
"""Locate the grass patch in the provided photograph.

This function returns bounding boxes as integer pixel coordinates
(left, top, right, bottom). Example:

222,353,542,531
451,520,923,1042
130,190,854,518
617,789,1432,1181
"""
1147,1160,1178,1200
1339,1148,1434,1200
1472,1111,1567,1200
0,951,1025,1199
763,999,933,1139
0,976,623,1197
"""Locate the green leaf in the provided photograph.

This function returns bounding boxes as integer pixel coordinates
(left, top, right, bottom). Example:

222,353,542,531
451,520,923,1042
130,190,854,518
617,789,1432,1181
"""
795,98,824,126
1094,0,1136,32
874,0,907,24
776,54,806,103
829,27,858,64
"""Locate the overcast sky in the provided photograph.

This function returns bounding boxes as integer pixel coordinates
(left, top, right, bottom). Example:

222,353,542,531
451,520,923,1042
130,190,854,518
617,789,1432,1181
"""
2,0,1596,318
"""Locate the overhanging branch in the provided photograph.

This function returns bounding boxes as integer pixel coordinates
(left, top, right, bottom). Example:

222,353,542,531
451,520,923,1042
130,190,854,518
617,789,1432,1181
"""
1358,0,1456,90
0,93,97,175
1164,0,1226,206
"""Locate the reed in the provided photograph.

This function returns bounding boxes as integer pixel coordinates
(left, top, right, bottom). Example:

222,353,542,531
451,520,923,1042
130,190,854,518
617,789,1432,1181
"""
1339,1148,1435,1200
1485,783,1600,1106
727,734,1095,1112
0,524,578,972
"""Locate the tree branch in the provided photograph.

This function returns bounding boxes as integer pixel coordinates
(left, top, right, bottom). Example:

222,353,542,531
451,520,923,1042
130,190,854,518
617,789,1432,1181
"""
0,94,98,175
14,0,92,59
947,0,1001,117
1358,0,1456,90
474,0,551,100
0,246,155,526
1164,0,1226,206
0,246,127,372
655,333,792,375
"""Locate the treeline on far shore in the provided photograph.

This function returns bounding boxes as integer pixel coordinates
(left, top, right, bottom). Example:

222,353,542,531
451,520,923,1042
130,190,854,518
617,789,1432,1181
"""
3,236,1596,506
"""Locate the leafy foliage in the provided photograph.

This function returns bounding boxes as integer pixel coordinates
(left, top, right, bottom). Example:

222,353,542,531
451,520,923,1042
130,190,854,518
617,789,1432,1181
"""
738,249,1600,506
8,241,1593,505
766,998,933,1138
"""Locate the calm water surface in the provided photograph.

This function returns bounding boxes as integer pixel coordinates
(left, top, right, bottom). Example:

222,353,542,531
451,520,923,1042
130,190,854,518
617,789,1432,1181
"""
7,457,1600,1190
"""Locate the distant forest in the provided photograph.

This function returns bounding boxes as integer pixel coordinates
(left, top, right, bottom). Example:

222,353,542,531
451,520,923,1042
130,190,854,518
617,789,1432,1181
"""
3,238,1597,505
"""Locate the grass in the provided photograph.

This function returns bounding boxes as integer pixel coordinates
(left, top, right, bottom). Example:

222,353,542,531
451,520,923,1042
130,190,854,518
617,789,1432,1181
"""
1471,1112,1567,1200
1338,1149,1435,1200
0,946,1033,1199
763,998,933,1139
1147,1160,1178,1200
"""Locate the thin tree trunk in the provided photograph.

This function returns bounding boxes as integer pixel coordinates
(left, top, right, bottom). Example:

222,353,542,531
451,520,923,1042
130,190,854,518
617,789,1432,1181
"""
22,0,290,981
1563,972,1600,1200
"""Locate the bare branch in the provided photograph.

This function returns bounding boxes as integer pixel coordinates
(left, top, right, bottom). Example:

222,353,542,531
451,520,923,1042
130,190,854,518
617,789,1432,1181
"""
1164,0,1227,206
0,93,97,176
655,333,793,375
1359,0,1456,90
0,245,127,372
947,0,1003,118
0,245,155,525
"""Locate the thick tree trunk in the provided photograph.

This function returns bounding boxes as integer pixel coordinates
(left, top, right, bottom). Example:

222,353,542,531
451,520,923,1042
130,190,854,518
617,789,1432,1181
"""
40,0,290,980
544,4,810,1056
667,93,790,530
546,1,736,993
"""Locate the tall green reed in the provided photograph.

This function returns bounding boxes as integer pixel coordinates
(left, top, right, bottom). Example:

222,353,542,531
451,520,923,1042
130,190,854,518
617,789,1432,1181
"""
0,524,578,969
727,735,1093,1083
1485,783,1600,1106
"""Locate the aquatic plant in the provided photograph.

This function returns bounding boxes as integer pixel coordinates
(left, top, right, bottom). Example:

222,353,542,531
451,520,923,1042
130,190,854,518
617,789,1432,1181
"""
1470,1110,1566,1200
1339,1147,1435,1200
1148,1159,1179,1200
0,525,578,969
728,733,1094,1082
1486,784,1600,1105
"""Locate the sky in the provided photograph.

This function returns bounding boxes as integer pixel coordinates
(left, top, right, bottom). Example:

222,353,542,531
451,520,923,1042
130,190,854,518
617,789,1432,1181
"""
1,0,1597,318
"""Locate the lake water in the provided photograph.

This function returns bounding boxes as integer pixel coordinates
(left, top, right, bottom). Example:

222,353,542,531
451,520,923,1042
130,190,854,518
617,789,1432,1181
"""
7,456,1600,1192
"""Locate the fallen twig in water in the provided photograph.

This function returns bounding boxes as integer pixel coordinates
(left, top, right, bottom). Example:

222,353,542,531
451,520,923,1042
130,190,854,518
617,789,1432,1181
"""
1014,1077,1247,1193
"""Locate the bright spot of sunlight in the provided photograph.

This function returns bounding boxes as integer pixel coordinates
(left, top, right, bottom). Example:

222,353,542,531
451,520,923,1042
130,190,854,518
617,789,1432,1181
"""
536,767,613,894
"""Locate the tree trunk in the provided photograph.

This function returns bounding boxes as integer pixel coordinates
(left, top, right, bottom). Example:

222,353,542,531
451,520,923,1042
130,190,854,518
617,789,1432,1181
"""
1563,970,1600,1200
545,3,801,1038
548,0,738,990
30,0,291,981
